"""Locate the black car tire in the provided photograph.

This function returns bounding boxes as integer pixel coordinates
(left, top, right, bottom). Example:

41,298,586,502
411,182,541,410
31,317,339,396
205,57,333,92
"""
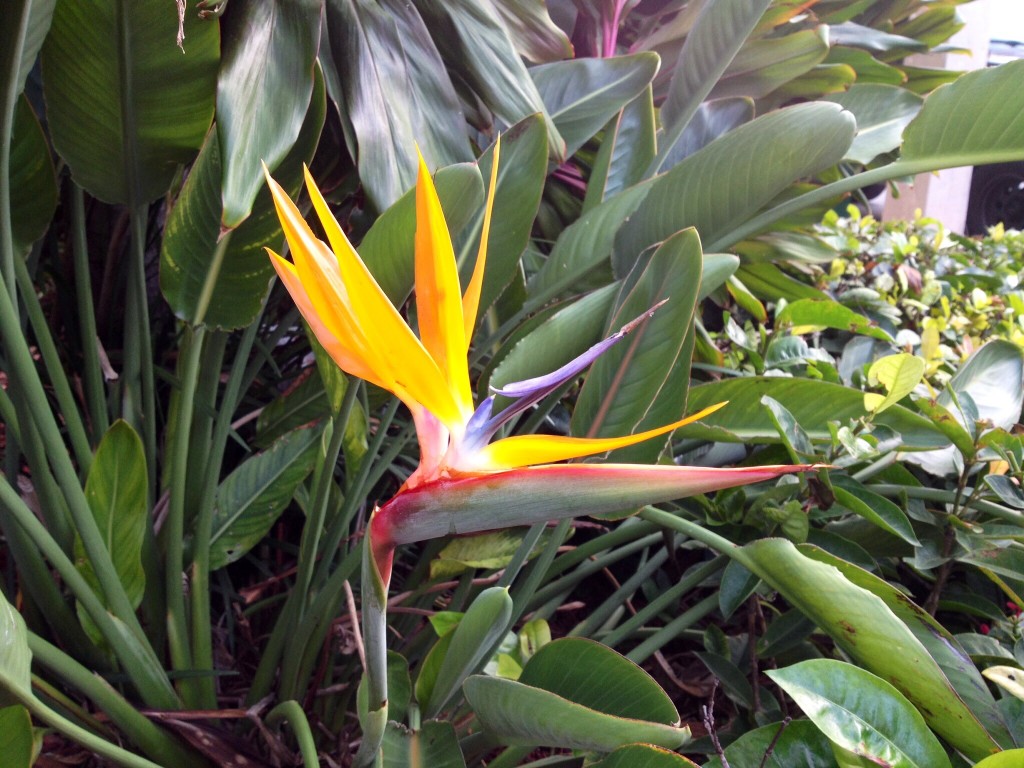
966,161,1024,235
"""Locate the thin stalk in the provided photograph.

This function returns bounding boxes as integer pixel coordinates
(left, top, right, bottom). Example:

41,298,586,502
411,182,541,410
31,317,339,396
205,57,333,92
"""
189,321,260,708
638,506,745,560
570,548,669,638
0,380,20,444
626,593,719,663
527,532,664,609
0,475,178,707
601,556,726,648
869,483,1024,525
71,184,110,439
11,403,73,548
496,523,547,589
544,517,660,580
29,634,201,768
122,206,157,497
0,268,148,639
295,381,359,608
0,0,29,307
163,325,206,705
509,518,572,625
14,254,93,469
266,700,320,768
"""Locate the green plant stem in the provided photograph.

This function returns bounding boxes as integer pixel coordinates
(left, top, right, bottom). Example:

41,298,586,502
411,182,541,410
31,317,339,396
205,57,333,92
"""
496,523,547,589
601,555,726,648
11,404,73,548
509,518,571,625
14,254,93,470
71,183,110,441
163,325,206,705
295,382,359,609
0,0,28,308
0,474,178,707
0,380,19,444
625,593,719,664
570,547,669,638
121,205,157,497
266,700,320,768
189,321,260,710
29,633,201,768
0,267,149,642
869,483,1024,525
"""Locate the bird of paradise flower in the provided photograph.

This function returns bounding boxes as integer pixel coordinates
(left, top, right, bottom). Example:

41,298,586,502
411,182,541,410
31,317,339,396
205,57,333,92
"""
264,139,812,753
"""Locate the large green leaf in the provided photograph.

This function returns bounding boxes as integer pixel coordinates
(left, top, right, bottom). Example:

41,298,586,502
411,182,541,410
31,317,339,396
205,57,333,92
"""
419,0,563,159
518,639,680,724
207,423,321,569
975,750,1024,768
830,476,919,547
572,229,701,464
775,298,893,342
324,0,471,212
422,587,512,717
704,719,836,768
800,544,1014,748
658,98,753,171
74,421,148,616
825,84,923,165
464,639,690,751
381,721,466,768
41,0,219,204
655,0,773,172
10,96,55,255
591,744,699,767
679,377,946,449
895,59,1024,173
710,27,830,100
160,69,326,329
0,706,34,768
531,53,659,160
738,538,1000,760
5,0,56,98
454,118,547,323
0,591,31,705
616,102,856,262
768,660,951,768
217,0,321,227
584,87,657,208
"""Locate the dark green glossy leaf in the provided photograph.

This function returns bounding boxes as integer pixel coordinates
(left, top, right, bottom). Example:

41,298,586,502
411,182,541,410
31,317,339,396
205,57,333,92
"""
254,371,329,448
6,0,56,98
493,0,571,63
761,394,815,458
826,47,906,86
768,660,951,768
217,0,321,227
324,0,471,212
584,87,656,209
679,378,947,449
518,638,680,725
420,0,563,159
381,720,466,768
718,559,760,619
711,27,829,100
41,0,219,204
655,0,773,171
617,103,856,262
737,263,830,302
208,423,321,569
704,719,836,768
531,53,659,160
829,22,928,57
10,96,55,255
160,70,326,329
659,98,753,171
573,229,701,464
831,476,919,546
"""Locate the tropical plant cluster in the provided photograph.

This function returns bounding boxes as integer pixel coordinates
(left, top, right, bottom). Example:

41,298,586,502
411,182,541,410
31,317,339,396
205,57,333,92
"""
2,0,1024,766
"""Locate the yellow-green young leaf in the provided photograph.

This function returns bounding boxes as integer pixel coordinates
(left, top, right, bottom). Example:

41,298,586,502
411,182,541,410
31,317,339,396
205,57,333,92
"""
380,720,467,768
864,354,926,414
0,706,34,767
74,421,147,641
974,749,1024,767
592,744,701,767
430,528,557,580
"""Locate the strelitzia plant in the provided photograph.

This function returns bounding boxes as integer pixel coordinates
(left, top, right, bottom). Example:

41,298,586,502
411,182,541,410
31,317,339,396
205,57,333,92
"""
264,139,812,761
